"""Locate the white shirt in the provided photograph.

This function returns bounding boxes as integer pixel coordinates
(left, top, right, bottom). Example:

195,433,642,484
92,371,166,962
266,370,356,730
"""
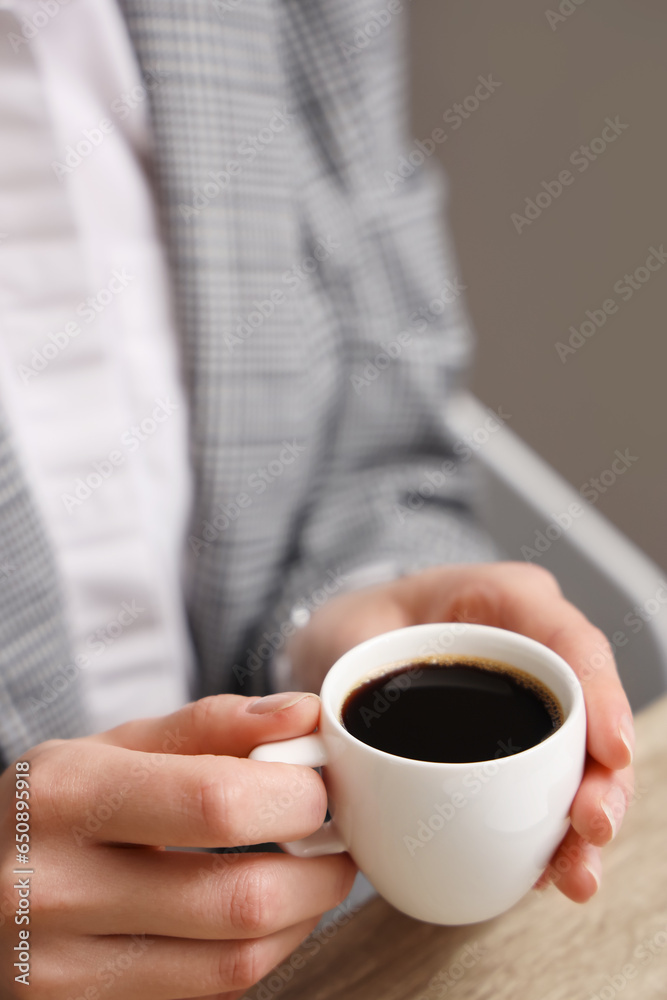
0,0,195,732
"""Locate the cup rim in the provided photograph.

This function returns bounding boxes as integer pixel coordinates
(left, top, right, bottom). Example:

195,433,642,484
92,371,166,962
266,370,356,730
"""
319,622,586,769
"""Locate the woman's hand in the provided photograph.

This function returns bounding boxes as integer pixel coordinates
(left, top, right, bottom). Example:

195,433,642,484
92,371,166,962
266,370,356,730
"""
0,692,355,999
288,561,635,903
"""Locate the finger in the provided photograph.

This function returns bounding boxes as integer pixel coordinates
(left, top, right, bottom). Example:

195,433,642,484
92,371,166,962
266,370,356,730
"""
33,918,318,1000
534,825,601,903
48,847,356,938
569,758,634,846
92,691,322,758
36,740,327,847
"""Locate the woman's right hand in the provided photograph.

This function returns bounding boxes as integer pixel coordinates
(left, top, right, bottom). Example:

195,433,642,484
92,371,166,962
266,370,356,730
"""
0,691,355,999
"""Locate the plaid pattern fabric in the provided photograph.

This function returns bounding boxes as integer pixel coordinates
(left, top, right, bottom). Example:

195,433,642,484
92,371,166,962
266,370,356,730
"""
0,0,493,761
0,418,89,762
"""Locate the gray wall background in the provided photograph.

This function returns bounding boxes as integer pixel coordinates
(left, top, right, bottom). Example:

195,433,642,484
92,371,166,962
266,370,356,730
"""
409,0,666,571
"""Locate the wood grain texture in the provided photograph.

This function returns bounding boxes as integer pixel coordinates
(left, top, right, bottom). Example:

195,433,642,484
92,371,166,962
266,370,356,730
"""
245,695,667,1000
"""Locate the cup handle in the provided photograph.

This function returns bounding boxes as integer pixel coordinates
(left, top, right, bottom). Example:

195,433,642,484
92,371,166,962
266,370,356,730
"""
249,734,347,857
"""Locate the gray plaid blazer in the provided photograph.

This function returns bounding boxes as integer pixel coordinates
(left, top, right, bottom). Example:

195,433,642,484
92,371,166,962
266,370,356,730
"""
0,0,493,764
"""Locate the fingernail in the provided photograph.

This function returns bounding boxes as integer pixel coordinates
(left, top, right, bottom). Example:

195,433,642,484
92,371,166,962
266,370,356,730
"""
246,692,316,715
582,843,602,893
619,713,635,765
600,785,627,841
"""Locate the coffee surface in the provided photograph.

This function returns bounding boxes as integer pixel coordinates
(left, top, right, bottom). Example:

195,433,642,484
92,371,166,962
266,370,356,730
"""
341,658,563,763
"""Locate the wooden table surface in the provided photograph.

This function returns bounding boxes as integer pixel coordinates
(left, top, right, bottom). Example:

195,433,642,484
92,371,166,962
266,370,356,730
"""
246,694,667,1000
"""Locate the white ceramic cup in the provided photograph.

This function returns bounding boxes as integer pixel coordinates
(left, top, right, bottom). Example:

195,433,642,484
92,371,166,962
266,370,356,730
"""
250,623,586,925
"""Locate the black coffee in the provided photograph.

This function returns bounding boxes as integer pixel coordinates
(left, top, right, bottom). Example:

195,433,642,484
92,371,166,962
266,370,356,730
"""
341,657,563,763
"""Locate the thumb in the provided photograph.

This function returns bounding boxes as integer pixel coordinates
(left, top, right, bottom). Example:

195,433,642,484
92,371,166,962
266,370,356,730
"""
91,691,321,758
